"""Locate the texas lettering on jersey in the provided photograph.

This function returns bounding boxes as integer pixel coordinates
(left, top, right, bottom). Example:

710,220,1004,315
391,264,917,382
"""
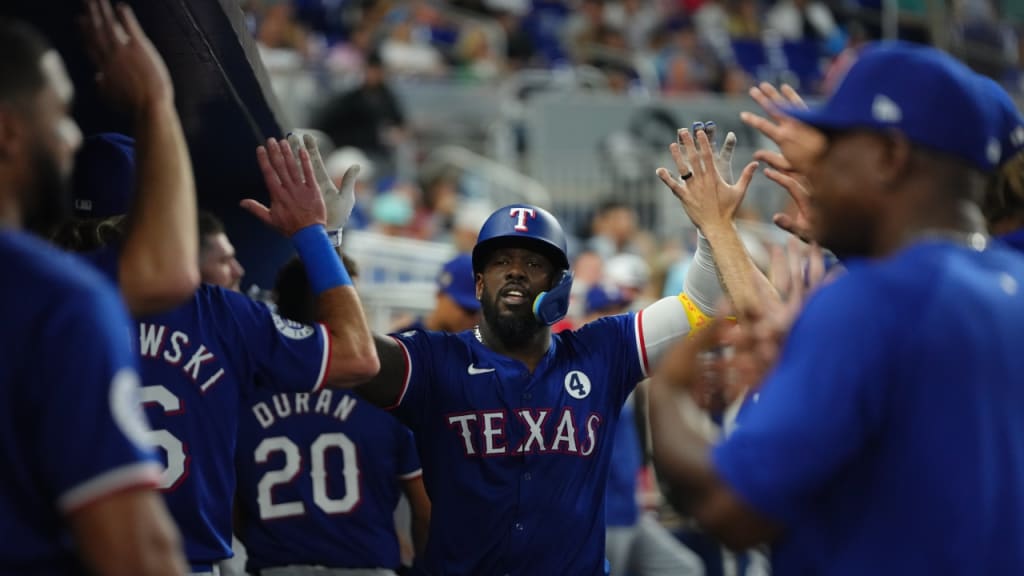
446,408,602,457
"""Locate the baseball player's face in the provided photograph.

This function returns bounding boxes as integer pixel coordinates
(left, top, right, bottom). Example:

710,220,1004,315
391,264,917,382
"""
16,51,80,234
808,130,885,258
200,232,245,291
476,246,555,345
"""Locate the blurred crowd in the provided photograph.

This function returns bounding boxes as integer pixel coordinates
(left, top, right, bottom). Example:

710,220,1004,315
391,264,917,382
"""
246,0,1024,96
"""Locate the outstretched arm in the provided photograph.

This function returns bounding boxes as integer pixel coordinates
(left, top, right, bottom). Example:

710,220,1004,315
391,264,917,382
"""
657,126,780,321
81,0,198,315
245,138,378,387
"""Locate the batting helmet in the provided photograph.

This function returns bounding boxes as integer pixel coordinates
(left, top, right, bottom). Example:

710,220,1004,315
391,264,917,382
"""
472,204,573,325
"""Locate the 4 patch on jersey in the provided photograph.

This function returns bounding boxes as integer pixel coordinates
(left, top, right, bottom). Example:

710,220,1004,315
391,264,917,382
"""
564,370,591,399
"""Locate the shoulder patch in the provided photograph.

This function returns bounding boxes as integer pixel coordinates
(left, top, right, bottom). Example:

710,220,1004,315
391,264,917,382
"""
272,313,316,340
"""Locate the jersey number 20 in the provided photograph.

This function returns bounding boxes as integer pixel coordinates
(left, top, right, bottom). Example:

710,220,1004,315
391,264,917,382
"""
255,434,361,519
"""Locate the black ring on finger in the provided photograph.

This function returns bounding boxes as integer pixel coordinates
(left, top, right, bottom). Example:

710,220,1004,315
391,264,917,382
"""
680,171,693,181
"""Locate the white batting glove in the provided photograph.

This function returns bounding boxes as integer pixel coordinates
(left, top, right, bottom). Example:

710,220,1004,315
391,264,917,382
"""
288,133,359,242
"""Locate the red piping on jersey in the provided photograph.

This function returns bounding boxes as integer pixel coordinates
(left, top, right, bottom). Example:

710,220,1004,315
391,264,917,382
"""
314,322,332,392
637,310,650,376
384,336,412,411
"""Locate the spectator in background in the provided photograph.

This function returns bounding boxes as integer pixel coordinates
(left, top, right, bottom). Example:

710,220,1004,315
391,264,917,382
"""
726,0,762,40
495,9,538,70
565,0,607,60
604,0,660,52
371,191,416,237
198,211,246,292
393,253,482,333
414,166,460,241
451,201,493,253
455,27,503,82
764,0,839,42
605,253,652,307
254,0,310,68
658,20,720,93
380,20,446,77
586,200,639,260
325,24,375,75
315,52,407,179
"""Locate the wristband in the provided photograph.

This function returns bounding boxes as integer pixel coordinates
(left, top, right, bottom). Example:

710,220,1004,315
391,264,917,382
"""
326,228,343,248
291,224,352,293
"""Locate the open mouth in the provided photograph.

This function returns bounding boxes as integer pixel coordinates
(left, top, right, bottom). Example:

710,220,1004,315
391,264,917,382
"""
499,286,530,306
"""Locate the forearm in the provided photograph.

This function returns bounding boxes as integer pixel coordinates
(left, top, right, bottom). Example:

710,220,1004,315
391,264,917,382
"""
700,224,778,319
119,100,199,314
647,378,720,515
316,286,380,385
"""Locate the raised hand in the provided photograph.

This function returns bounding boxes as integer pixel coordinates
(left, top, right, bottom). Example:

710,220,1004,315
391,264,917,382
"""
80,0,173,111
243,138,327,237
740,82,825,176
702,121,738,185
722,237,825,390
289,133,359,232
657,126,758,233
753,150,815,243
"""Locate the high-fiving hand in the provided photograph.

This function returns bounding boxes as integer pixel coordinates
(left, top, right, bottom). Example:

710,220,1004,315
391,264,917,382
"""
287,134,359,233
244,138,327,237
656,123,758,233
79,0,173,112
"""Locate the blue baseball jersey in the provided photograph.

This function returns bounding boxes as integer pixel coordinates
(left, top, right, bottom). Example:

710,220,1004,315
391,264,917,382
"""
0,231,160,573
714,240,1024,575
236,388,421,571
390,313,649,575
1000,228,1024,254
135,284,330,565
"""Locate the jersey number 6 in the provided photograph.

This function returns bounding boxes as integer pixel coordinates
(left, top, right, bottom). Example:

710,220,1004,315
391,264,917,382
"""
139,385,189,491
255,434,361,520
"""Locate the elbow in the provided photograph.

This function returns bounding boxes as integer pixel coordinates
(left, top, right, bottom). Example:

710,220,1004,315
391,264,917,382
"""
327,345,380,386
121,259,200,316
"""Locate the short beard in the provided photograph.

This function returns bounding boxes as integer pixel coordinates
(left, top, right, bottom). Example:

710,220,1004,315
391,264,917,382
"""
480,285,544,349
22,142,71,237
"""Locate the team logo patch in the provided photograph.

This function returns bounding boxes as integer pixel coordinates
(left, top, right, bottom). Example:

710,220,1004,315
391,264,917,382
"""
564,370,591,399
109,368,153,450
273,313,315,340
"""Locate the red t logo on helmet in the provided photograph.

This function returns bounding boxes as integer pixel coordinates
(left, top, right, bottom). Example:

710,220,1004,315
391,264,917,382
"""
509,207,536,232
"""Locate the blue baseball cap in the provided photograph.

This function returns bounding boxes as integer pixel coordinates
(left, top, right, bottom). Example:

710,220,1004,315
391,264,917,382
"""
584,283,629,316
785,41,1002,172
72,133,136,217
975,74,1024,166
438,254,480,312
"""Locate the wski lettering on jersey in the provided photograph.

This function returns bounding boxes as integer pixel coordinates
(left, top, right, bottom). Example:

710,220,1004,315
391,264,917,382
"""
137,323,227,393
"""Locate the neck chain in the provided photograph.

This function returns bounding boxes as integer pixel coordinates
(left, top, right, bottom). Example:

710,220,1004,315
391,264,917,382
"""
473,325,484,343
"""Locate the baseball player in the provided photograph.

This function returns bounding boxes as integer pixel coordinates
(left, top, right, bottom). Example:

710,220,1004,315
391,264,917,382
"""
234,255,430,576
348,132,761,573
60,134,380,573
977,74,1024,252
649,42,1024,574
0,14,187,575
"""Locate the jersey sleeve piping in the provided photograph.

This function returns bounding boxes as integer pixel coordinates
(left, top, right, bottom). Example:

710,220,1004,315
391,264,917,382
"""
634,310,650,378
399,469,424,480
383,335,413,411
312,322,331,392
58,461,163,514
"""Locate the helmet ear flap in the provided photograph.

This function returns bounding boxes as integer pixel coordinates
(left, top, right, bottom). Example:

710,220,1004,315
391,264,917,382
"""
532,270,574,325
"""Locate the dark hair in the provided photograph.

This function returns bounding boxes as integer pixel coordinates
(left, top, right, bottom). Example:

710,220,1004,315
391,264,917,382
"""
595,199,632,217
0,18,50,104
198,210,226,241
274,251,359,324
51,215,128,253
983,152,1024,225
